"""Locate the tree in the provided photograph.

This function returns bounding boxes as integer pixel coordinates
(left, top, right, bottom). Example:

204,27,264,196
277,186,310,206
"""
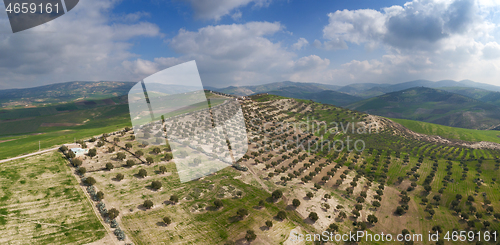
159,166,167,174
152,147,161,154
214,199,223,209
138,169,147,178
151,181,162,190
308,212,319,221
116,152,126,161
237,208,249,218
163,216,171,225
245,230,256,242
170,195,179,204
60,145,68,152
105,162,114,170
72,158,82,167
292,199,300,207
125,143,132,150
306,192,314,199
115,173,124,181
108,146,115,153
84,177,96,186
126,160,135,167
77,167,86,175
367,214,378,224
265,220,273,228
277,210,287,220
372,201,381,209
96,191,104,201
108,208,119,220
396,206,405,215
146,156,154,164
468,195,475,203
143,200,153,209
135,150,144,157
272,190,283,200
113,137,120,143
328,223,339,232
467,220,475,228
88,148,97,158
67,151,76,159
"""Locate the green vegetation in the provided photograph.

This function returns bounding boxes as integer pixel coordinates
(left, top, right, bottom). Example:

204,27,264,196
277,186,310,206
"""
391,118,500,144
0,152,104,244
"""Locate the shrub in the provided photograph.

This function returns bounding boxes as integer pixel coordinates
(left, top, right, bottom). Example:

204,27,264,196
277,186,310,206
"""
169,195,179,203
126,160,135,167
116,152,126,161
71,158,82,167
108,208,119,220
83,177,96,186
77,167,87,175
272,190,283,200
138,169,147,178
163,216,171,225
105,163,114,170
265,220,273,228
214,199,223,208
237,208,248,218
277,210,287,220
115,173,124,181
308,212,319,221
143,200,153,209
245,230,256,242
151,181,162,190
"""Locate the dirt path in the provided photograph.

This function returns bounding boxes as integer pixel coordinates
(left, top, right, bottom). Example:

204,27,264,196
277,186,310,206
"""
0,147,59,164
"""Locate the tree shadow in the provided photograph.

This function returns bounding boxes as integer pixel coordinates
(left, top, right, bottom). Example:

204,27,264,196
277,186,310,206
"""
228,215,242,223
259,226,269,231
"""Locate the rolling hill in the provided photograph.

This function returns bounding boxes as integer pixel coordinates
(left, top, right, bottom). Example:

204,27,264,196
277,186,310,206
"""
347,87,500,130
0,81,136,108
206,81,341,96
267,86,362,106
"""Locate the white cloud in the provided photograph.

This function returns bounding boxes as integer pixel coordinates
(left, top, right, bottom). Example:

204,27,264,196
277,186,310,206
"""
292,37,309,50
0,0,161,89
181,0,271,20
318,0,500,86
127,22,331,87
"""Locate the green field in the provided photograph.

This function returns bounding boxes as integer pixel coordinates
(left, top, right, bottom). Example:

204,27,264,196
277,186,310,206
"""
0,152,105,244
391,118,500,144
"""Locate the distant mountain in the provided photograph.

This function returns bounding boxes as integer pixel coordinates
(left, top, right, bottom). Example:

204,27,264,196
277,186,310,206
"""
341,79,500,98
207,81,341,96
267,86,362,106
347,87,500,130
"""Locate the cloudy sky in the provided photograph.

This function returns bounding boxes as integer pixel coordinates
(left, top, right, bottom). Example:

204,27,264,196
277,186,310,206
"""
1,0,500,89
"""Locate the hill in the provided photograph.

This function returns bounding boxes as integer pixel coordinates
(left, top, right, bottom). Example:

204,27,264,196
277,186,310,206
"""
0,81,136,108
267,86,362,106
208,81,341,96
347,87,500,130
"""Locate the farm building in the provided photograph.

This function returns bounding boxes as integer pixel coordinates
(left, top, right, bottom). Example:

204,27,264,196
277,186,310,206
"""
70,148,88,157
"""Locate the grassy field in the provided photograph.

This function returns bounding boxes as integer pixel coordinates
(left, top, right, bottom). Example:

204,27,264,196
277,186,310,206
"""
0,152,105,244
391,118,500,144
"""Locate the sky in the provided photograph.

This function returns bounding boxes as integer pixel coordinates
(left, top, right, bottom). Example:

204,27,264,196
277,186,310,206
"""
1,0,500,89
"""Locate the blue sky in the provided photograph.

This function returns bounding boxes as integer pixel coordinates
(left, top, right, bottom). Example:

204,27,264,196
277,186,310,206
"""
0,0,500,89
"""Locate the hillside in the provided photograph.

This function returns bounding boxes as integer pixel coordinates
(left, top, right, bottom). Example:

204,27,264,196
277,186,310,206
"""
267,86,362,106
0,81,136,108
347,87,500,130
